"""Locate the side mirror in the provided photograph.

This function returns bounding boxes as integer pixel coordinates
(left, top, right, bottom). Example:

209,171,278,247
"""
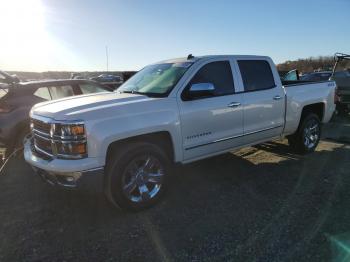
186,83,215,99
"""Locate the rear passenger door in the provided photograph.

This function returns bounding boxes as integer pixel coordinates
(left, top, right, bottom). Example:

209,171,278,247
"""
236,59,285,144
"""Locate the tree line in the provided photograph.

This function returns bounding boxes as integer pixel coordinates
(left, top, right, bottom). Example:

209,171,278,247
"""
277,55,350,74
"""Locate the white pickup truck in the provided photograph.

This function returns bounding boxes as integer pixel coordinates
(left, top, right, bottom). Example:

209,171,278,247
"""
24,55,336,210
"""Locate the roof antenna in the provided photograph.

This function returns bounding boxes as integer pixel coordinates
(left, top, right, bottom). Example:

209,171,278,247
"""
187,54,194,60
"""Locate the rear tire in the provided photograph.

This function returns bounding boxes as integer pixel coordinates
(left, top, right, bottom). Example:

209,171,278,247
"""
288,113,321,154
104,142,171,211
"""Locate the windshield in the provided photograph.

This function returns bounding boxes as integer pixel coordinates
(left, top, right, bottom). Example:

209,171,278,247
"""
118,62,192,97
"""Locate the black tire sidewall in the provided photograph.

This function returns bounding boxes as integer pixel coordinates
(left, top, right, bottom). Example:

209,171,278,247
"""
106,142,170,211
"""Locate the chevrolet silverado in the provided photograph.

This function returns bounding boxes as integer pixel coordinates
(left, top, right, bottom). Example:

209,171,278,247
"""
24,55,336,210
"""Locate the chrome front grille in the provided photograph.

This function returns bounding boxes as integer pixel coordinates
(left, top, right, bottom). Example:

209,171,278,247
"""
30,117,87,160
32,119,51,134
31,118,55,159
34,134,53,155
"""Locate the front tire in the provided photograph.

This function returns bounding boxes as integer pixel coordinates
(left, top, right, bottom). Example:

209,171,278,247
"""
288,113,321,154
105,142,171,211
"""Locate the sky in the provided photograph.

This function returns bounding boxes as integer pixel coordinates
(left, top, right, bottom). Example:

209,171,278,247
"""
0,0,349,72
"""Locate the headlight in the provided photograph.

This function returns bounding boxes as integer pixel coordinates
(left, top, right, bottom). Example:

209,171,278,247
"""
31,117,88,160
54,123,85,138
52,122,87,159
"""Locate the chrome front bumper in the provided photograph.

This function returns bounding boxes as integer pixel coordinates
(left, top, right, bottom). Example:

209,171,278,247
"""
24,137,105,191
31,165,104,190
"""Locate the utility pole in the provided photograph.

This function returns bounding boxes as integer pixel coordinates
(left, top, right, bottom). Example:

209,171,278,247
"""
105,45,109,72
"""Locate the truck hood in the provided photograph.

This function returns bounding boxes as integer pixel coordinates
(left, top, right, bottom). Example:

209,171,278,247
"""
32,92,154,120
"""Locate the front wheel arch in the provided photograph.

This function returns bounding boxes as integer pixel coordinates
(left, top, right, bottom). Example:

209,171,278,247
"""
104,141,171,211
105,131,175,165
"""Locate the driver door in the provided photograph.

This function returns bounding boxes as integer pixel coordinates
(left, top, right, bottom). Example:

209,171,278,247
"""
177,60,244,161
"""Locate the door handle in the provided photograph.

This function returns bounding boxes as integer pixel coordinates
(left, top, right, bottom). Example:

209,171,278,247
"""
227,102,241,108
273,95,282,100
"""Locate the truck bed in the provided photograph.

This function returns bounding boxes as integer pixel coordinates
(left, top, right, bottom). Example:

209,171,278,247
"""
282,80,336,136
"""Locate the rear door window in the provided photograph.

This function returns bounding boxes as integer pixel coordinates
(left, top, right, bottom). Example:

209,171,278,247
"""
238,60,276,92
33,87,51,100
49,85,74,100
79,83,108,94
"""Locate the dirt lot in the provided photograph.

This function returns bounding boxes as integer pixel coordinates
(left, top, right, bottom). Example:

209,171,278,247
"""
1,116,350,262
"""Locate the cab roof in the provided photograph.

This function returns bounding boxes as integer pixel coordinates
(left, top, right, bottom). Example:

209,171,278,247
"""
158,55,270,64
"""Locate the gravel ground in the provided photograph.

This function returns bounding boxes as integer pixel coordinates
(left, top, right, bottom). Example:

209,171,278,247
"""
0,115,350,262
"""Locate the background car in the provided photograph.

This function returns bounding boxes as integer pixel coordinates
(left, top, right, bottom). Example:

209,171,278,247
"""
71,73,86,79
90,74,123,83
331,70,350,114
300,71,332,81
89,74,124,90
0,79,112,160
281,70,332,83
0,70,20,85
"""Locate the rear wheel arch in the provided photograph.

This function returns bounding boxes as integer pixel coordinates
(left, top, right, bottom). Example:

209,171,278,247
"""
288,113,321,154
299,102,325,124
287,103,325,154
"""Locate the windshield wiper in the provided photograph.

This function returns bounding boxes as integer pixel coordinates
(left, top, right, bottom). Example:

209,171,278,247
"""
119,90,151,96
119,90,166,98
120,90,141,94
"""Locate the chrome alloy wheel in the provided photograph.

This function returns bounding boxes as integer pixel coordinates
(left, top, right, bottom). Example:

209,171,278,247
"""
121,155,165,203
303,119,320,149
